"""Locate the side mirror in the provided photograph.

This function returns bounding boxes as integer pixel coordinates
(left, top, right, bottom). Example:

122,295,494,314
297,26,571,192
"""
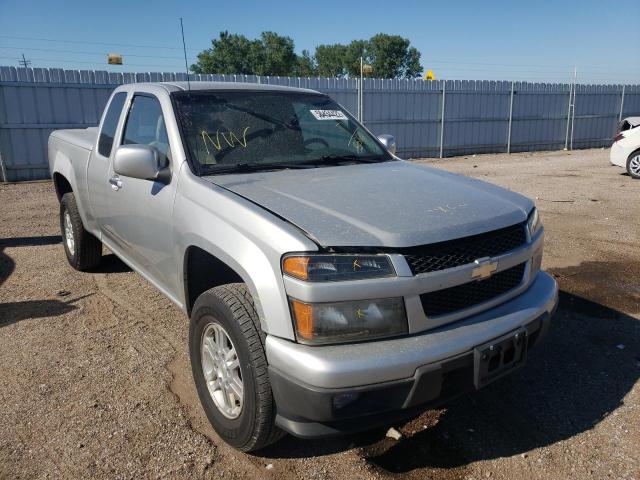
377,134,397,155
113,144,170,183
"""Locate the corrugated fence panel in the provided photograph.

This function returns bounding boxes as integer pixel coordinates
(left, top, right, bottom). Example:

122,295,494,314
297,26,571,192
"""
363,78,442,158
444,80,511,156
1,66,639,181
571,85,623,149
510,83,571,152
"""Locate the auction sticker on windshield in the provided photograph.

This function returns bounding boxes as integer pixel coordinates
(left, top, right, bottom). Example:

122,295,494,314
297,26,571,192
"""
310,109,348,120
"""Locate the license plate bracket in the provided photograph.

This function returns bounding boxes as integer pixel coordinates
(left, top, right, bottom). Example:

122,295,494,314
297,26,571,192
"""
474,327,527,389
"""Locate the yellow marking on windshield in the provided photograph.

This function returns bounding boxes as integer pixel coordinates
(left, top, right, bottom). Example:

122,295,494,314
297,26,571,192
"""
201,127,250,155
348,128,365,153
335,122,365,153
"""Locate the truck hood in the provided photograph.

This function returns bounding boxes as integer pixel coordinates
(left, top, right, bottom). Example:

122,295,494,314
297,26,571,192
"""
204,161,534,248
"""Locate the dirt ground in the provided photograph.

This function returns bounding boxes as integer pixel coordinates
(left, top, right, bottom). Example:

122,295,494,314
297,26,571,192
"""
1,148,638,480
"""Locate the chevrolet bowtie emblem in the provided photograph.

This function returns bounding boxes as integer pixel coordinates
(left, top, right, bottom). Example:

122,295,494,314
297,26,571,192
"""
471,259,498,280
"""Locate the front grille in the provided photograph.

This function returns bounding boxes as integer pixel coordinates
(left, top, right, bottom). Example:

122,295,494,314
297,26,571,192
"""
420,263,526,317
403,223,527,275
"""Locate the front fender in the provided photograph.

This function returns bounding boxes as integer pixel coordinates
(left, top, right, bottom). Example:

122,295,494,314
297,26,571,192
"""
173,171,317,340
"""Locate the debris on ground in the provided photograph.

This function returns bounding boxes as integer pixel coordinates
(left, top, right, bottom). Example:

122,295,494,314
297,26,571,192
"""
386,427,402,440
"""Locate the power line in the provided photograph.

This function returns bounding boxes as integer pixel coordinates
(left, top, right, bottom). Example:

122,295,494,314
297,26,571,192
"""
0,34,201,52
0,55,183,70
425,58,640,72
2,33,638,83
0,45,186,61
2,34,638,73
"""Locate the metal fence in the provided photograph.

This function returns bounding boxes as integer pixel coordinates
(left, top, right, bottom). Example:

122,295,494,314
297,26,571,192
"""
1,66,639,182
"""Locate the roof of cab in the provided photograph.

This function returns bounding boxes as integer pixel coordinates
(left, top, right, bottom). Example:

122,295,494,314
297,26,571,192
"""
115,81,322,95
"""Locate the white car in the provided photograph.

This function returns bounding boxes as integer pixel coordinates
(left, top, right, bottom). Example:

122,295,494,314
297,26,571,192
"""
610,117,640,179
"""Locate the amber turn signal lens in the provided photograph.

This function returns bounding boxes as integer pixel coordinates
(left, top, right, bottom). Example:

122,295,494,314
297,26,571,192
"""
282,256,310,280
290,299,314,339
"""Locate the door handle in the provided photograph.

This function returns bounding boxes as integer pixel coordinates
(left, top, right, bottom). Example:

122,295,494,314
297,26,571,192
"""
109,176,123,191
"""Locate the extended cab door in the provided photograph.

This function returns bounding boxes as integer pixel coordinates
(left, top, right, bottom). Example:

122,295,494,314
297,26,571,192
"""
100,93,178,291
87,91,128,231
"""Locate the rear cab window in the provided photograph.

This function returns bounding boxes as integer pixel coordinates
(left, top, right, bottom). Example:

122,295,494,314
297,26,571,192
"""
98,92,127,157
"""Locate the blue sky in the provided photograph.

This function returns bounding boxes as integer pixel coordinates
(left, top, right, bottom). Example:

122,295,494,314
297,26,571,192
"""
1,0,638,84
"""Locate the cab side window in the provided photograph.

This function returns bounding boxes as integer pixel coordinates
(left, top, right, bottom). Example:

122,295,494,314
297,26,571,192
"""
121,95,170,162
98,92,127,157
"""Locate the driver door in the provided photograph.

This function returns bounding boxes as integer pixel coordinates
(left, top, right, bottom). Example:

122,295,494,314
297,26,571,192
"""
103,93,177,291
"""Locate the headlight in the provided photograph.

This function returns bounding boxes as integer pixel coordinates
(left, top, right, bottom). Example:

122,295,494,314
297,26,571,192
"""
282,254,395,282
527,208,541,236
289,297,407,344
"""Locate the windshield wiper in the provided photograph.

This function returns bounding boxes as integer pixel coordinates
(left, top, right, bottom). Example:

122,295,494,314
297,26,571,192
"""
201,162,316,175
306,154,390,165
199,154,391,175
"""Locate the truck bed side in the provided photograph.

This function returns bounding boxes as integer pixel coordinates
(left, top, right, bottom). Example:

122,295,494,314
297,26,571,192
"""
48,127,99,231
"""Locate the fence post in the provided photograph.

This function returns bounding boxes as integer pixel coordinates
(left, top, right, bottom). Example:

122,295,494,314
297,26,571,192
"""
564,83,573,150
0,149,6,183
360,77,364,123
619,84,626,121
439,81,446,159
507,81,515,153
570,85,576,150
356,78,362,123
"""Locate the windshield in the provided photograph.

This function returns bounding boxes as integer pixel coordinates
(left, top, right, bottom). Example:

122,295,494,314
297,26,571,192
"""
172,90,392,174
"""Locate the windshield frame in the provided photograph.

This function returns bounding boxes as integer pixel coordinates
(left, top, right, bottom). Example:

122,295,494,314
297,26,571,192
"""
170,89,394,176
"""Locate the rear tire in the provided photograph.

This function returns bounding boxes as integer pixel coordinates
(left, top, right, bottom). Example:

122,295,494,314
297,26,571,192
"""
189,283,284,452
627,151,640,179
60,193,102,271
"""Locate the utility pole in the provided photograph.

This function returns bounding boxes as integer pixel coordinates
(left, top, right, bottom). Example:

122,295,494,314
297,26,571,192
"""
570,66,577,150
359,57,363,122
18,53,32,68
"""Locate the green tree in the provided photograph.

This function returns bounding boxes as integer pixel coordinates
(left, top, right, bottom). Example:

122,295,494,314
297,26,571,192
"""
317,35,422,79
192,31,297,76
367,34,422,78
191,31,257,75
293,49,316,76
256,31,297,76
344,39,370,77
192,31,423,79
314,44,348,77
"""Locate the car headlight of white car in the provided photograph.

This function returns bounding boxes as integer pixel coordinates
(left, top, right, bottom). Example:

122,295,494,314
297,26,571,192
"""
527,207,541,236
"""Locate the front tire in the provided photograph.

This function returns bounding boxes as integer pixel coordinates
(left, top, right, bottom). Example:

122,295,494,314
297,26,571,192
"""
627,151,640,179
59,193,102,271
189,283,284,452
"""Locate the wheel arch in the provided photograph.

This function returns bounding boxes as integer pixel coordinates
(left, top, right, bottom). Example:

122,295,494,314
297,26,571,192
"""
53,172,73,200
627,147,640,161
627,148,640,178
49,147,78,202
183,245,246,316
179,234,295,340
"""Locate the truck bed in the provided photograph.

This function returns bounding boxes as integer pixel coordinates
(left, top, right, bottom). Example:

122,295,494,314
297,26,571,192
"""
50,127,98,151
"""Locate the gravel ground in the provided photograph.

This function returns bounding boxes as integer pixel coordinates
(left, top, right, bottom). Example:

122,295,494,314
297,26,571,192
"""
0,148,638,479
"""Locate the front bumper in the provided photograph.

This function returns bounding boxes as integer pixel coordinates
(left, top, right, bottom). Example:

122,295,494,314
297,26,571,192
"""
266,271,558,438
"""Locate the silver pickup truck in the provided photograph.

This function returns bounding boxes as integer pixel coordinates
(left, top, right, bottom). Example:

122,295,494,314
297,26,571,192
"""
48,82,558,451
